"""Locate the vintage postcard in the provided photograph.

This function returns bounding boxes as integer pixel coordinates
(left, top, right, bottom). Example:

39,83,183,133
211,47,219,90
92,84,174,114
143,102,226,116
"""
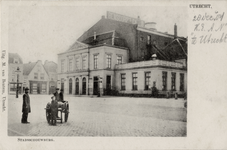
1,0,227,149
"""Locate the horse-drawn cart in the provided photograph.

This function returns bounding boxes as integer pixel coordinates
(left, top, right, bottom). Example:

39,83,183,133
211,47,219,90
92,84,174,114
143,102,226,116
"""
45,101,69,124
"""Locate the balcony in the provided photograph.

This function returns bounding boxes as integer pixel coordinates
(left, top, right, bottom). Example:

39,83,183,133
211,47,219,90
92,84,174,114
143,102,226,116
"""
115,59,184,70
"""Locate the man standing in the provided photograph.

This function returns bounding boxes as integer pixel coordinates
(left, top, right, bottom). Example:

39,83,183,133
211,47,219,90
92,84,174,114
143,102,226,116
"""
59,89,64,102
21,87,31,124
53,88,60,101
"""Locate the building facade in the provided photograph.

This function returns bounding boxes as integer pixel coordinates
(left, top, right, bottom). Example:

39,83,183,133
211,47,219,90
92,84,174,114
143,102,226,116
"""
23,60,49,94
44,60,58,94
8,53,24,94
58,12,187,97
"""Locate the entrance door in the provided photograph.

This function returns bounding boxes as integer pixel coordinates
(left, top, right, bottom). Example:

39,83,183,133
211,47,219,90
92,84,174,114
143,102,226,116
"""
69,78,72,94
82,77,86,95
93,76,99,95
75,78,79,95
37,83,40,94
106,75,111,95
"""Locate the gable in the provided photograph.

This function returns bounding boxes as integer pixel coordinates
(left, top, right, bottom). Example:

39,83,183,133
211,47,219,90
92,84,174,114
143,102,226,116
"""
67,41,88,52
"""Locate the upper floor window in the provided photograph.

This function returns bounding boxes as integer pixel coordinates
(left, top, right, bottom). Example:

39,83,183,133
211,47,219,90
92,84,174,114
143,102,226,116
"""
117,55,122,64
171,72,176,91
69,58,73,71
61,59,65,73
94,55,98,69
106,54,111,68
132,73,138,90
34,73,38,79
162,72,167,91
40,73,44,80
14,59,19,64
145,72,151,90
75,57,80,70
82,56,86,69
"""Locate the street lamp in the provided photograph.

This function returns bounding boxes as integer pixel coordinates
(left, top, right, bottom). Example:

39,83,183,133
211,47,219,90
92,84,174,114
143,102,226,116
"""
15,67,21,98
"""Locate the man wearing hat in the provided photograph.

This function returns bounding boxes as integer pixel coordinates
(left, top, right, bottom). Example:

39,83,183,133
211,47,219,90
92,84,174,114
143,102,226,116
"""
53,88,60,101
21,87,31,124
53,88,60,118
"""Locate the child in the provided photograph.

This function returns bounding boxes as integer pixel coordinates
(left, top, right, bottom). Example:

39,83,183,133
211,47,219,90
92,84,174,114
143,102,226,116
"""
50,96,58,125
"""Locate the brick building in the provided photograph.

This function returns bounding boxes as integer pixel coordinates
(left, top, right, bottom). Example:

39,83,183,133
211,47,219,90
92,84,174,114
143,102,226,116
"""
58,12,187,97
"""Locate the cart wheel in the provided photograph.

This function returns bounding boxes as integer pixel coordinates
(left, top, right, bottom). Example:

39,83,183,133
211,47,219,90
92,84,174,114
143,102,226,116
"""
64,104,69,122
46,102,51,124
46,109,51,123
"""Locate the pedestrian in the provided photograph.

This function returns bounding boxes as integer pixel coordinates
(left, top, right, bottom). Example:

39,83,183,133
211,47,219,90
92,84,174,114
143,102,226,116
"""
53,88,60,101
53,88,61,118
59,89,65,103
21,87,31,124
50,95,58,125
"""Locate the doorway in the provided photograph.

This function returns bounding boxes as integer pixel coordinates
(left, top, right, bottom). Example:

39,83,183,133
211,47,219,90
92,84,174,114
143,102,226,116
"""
82,77,86,95
106,75,111,95
75,78,79,95
93,76,99,95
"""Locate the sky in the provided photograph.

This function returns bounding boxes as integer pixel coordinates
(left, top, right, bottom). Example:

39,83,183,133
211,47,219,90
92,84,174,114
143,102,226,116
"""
9,5,187,64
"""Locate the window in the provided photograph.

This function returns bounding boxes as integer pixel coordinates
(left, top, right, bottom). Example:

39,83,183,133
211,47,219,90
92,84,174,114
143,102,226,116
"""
34,73,38,79
82,57,86,69
94,55,98,69
41,84,46,93
117,55,122,64
61,59,65,73
121,74,126,90
162,72,167,91
180,73,184,91
106,54,111,68
75,57,80,70
69,58,73,71
147,35,151,45
171,72,176,91
14,59,19,64
132,73,138,90
40,73,44,80
145,72,151,90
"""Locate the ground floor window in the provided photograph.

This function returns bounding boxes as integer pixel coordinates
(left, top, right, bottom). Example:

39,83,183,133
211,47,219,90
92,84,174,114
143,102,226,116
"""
180,73,184,91
145,72,151,90
171,72,176,91
132,73,138,90
162,72,167,91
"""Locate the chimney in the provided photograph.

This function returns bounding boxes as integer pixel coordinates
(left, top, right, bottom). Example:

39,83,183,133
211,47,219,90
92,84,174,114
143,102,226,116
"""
94,32,96,40
174,23,177,38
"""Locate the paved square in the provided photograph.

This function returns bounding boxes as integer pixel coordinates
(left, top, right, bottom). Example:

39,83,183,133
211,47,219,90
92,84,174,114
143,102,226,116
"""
8,95,187,136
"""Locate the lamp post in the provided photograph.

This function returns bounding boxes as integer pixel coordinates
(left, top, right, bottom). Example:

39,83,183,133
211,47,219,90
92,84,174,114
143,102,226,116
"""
15,67,21,98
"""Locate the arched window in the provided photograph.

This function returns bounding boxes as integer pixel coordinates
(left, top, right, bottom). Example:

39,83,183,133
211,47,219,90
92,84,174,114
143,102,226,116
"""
82,77,86,95
75,78,79,95
69,78,72,94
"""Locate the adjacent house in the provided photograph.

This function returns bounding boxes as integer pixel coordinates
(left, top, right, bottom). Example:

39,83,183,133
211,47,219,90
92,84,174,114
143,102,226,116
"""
8,53,24,94
23,60,49,94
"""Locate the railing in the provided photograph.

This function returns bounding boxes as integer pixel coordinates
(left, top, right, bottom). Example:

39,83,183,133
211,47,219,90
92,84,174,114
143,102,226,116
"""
115,59,184,69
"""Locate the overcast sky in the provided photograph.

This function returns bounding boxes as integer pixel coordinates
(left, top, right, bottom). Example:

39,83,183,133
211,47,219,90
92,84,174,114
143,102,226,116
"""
9,5,187,64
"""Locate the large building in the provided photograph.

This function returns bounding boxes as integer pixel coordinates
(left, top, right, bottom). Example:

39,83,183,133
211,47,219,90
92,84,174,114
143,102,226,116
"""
58,12,187,97
8,53,24,94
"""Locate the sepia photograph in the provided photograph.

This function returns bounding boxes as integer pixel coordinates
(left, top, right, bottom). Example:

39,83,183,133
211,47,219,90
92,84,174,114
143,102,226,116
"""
7,5,187,137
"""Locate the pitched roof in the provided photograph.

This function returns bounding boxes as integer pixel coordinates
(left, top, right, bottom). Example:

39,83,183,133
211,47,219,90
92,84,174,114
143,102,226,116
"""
23,62,37,75
44,61,57,73
8,53,23,64
77,18,136,47
66,41,88,52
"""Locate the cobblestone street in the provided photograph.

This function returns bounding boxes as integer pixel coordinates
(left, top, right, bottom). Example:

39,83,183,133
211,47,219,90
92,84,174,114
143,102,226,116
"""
8,95,187,136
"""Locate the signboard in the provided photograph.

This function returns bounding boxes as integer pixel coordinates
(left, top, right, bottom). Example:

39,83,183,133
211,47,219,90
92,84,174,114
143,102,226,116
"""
107,11,144,25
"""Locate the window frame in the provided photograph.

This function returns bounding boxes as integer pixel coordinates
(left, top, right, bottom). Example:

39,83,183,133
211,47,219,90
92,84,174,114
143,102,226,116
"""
162,71,167,91
94,55,98,69
144,72,151,90
132,72,138,90
121,74,126,90
171,72,176,91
